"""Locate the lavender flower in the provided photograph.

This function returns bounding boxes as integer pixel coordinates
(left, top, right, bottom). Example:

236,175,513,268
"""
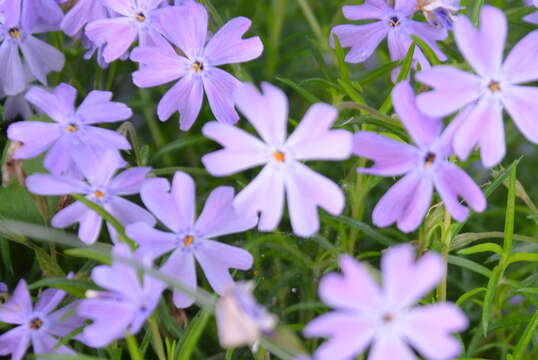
524,0,538,24
130,0,263,130
353,81,485,232
202,82,352,237
1,85,34,120
7,83,132,175
78,244,165,347
0,280,85,360
330,0,447,69
417,0,461,29
0,0,65,95
26,151,155,244
304,245,468,360
21,0,64,33
126,171,257,308
216,281,277,349
416,6,538,167
85,0,169,63
61,0,108,37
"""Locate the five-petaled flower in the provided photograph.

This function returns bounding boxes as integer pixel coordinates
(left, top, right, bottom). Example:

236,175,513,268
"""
8,83,132,175
353,81,486,232
304,244,468,360
0,279,85,360
417,5,538,167
127,171,258,308
130,0,263,130
202,82,353,237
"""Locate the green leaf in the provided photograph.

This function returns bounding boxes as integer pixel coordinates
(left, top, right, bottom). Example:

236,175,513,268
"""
33,355,107,360
176,309,212,360
28,277,100,297
512,309,538,359
275,77,321,103
396,41,415,83
502,164,517,256
329,215,397,246
456,287,487,306
457,243,504,256
151,136,208,163
64,247,112,265
482,264,504,335
507,252,538,265
411,35,441,66
332,34,349,82
447,255,491,278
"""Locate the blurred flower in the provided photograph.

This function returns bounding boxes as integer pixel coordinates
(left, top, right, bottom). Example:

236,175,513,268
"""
202,82,352,237
22,0,64,33
417,0,461,29
353,81,485,232
417,6,538,167
216,281,277,349
26,151,155,244
524,0,538,24
0,279,85,360
304,244,468,360
0,83,34,120
0,0,65,95
330,0,446,77
78,244,165,347
130,0,263,130
85,0,169,62
61,0,108,37
127,171,257,308
7,83,132,175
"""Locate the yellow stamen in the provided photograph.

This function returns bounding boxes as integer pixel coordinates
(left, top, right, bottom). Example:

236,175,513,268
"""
424,152,436,168
30,318,43,330
135,12,146,22
488,80,501,93
65,124,78,132
183,235,194,247
382,313,394,323
8,28,22,40
388,16,400,27
273,151,286,163
94,190,105,199
191,61,204,73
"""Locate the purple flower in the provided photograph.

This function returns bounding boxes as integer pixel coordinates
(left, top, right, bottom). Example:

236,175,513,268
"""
524,0,538,24
216,281,277,349
85,0,169,63
330,0,447,69
61,0,109,37
202,82,352,237
304,245,468,360
21,0,64,33
0,280,85,360
417,0,461,29
78,244,165,347
126,171,257,308
26,151,155,244
130,1,263,130
416,6,538,167
1,85,34,120
353,81,486,232
0,0,65,95
7,83,132,175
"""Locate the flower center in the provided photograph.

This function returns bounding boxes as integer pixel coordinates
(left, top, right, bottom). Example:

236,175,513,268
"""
8,27,22,39
191,61,204,73
29,317,44,330
382,313,394,323
424,152,436,167
488,80,501,93
135,12,146,22
183,235,194,247
94,190,105,199
65,124,78,132
388,16,401,27
273,151,286,163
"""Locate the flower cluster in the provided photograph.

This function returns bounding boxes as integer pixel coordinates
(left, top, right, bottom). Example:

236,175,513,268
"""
1,0,538,359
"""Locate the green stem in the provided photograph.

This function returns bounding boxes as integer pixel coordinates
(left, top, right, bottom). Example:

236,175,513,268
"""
139,89,172,166
149,316,166,360
438,208,452,302
295,0,326,50
125,332,143,360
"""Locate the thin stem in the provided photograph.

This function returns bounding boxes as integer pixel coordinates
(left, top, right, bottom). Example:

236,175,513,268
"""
149,316,166,360
125,332,143,360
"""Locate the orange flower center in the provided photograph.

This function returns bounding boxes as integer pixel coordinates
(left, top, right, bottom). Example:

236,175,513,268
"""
382,313,394,323
8,27,22,39
388,16,400,27
488,81,501,93
273,151,286,163
30,318,44,330
191,61,204,73
135,12,146,22
94,190,105,199
65,124,78,132
183,235,194,247
424,152,436,168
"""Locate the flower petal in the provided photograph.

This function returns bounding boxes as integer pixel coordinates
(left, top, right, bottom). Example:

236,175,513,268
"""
26,174,87,195
161,251,197,308
234,165,285,232
0,280,32,325
382,244,444,308
396,176,433,233
34,288,66,314
77,209,103,244
85,17,137,63
127,222,177,260
195,239,253,294
0,41,26,96
354,131,419,176
92,263,142,299
108,167,152,195
7,121,61,159
19,35,65,85
205,17,263,66
434,162,486,222
368,332,417,360
51,202,89,228
342,1,390,20
0,326,30,358
130,46,189,87
234,82,288,146
392,81,442,148
286,103,352,161
171,171,196,228
195,186,258,238
415,66,483,117
76,90,133,124
319,255,381,312
157,75,204,131
502,85,538,143
501,30,538,84
201,121,267,176
330,22,388,63
203,67,241,124
140,177,183,232
106,196,156,227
